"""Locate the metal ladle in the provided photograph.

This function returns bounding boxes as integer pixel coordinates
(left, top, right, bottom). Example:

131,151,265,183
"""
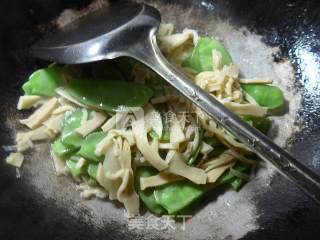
32,1,320,203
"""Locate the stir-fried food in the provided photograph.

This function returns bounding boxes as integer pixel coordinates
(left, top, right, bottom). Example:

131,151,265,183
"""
6,23,285,217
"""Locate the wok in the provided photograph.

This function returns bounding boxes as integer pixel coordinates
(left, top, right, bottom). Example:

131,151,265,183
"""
0,0,320,239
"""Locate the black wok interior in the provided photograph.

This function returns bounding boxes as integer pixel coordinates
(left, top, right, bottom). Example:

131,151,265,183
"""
1,0,320,239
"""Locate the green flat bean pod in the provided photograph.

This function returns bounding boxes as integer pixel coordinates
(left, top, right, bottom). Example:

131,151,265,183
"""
78,131,107,162
183,37,232,72
154,163,249,214
65,78,153,113
242,84,284,110
52,138,77,157
135,167,166,215
61,109,86,148
23,65,63,97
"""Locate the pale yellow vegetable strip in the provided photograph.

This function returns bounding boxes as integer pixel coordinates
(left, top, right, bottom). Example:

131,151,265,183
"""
29,126,55,141
20,97,59,129
202,152,236,172
212,49,223,70
95,130,135,156
228,149,257,165
207,83,222,92
80,187,107,199
116,169,140,218
239,78,273,84
159,32,190,53
207,162,235,183
131,108,168,171
6,152,24,168
76,157,86,169
197,113,250,152
182,28,199,45
158,23,174,37
140,172,183,190
159,142,179,150
52,105,76,115
51,152,68,176
95,134,115,156
200,141,213,155
144,104,162,137
17,95,42,110
16,134,33,152
168,151,207,184
43,114,64,134
76,111,107,137
225,77,235,96
101,111,127,132
55,87,87,108
223,102,267,117
170,113,186,143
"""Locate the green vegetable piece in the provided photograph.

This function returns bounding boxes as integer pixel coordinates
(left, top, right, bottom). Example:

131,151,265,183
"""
154,103,170,141
242,84,284,109
78,132,106,162
204,137,228,158
243,116,271,134
187,128,204,165
52,138,77,157
135,167,166,215
154,163,248,214
66,159,86,177
253,118,271,134
154,180,205,214
149,130,160,140
23,65,63,97
183,37,232,72
88,163,99,179
61,109,85,148
65,78,153,112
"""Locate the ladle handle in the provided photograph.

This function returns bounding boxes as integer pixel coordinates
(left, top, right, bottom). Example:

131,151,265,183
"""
128,29,320,204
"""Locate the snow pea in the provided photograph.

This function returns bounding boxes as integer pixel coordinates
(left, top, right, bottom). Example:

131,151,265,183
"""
23,65,63,97
243,116,271,134
88,163,98,179
149,103,170,142
204,137,228,158
65,78,153,113
242,84,284,110
52,138,77,157
66,157,87,177
154,180,205,214
158,103,170,141
183,37,232,72
61,109,86,148
134,167,166,215
187,128,204,165
154,163,248,214
78,131,107,162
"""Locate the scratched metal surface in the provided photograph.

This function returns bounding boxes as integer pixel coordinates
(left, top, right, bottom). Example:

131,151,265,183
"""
0,0,320,239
